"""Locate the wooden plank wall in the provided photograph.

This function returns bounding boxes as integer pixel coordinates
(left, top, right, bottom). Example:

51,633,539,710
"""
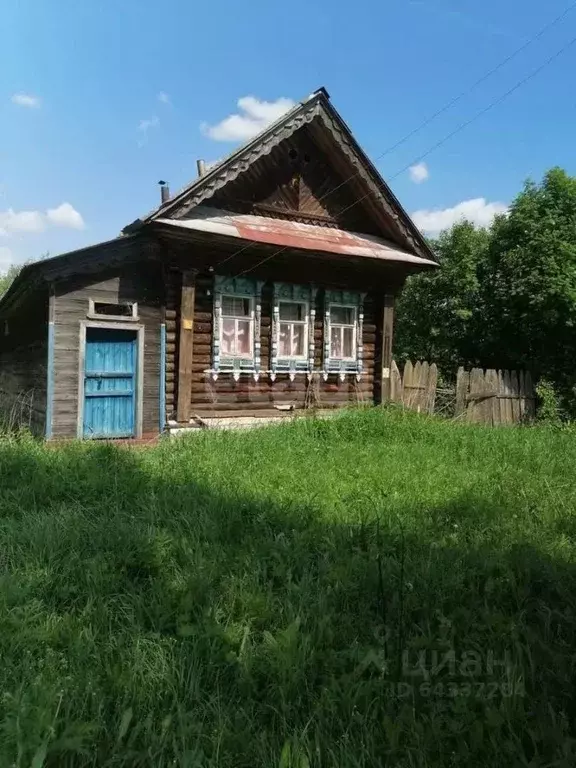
390,360,534,424
165,271,379,418
390,359,438,414
0,290,48,435
455,366,535,425
52,264,163,438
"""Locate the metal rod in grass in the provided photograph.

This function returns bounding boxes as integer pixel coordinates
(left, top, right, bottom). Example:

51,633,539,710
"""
358,491,408,681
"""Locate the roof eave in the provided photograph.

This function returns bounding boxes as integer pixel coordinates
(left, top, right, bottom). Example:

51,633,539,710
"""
152,217,438,270
0,233,142,316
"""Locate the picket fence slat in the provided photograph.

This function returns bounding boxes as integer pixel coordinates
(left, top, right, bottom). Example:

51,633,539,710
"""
427,363,438,413
390,359,403,403
510,371,520,423
455,367,468,418
486,368,499,426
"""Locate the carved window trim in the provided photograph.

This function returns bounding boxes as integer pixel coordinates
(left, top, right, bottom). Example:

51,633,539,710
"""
270,283,317,381
209,276,263,381
322,289,366,382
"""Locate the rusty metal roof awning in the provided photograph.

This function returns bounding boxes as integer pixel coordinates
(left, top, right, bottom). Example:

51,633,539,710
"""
156,207,437,268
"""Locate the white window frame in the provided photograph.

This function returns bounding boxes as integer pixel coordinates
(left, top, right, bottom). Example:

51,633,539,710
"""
277,299,309,361
328,303,358,361
220,294,255,359
87,299,139,322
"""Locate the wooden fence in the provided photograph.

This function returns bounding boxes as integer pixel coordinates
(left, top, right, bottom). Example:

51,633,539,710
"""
390,360,536,425
455,367,535,425
390,360,438,414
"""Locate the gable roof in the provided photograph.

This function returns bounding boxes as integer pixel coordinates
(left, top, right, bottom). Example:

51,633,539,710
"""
124,87,436,264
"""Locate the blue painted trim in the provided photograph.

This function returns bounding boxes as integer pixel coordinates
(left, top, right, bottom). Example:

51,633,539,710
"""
160,323,166,434
46,321,55,439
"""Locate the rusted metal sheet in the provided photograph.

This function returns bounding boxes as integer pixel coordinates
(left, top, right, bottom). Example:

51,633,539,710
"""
157,207,437,267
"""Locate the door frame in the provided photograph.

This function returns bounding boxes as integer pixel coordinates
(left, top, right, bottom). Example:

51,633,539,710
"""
77,320,145,439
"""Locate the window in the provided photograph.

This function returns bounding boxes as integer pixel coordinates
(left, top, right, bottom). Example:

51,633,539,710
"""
211,276,262,381
221,295,254,358
329,304,357,359
88,299,138,321
279,301,308,358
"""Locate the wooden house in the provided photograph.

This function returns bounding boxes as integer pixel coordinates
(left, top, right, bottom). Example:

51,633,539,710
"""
0,87,437,439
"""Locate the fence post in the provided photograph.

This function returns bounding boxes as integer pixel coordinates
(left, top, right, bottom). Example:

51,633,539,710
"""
455,367,468,418
390,360,402,403
427,363,438,413
403,360,414,409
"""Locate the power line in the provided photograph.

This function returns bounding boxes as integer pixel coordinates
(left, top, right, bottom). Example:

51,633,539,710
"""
212,1,576,273
332,0,576,185
235,30,576,278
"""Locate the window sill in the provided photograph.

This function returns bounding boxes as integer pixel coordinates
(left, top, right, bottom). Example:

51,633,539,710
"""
205,367,259,382
86,313,140,323
322,369,363,382
203,368,363,384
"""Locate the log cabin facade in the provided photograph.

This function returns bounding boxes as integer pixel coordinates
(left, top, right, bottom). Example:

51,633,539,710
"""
0,88,437,439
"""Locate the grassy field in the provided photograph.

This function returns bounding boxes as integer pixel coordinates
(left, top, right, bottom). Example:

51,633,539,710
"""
1,407,576,767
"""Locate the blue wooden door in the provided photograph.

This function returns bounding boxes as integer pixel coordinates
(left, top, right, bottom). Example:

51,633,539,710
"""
83,328,137,438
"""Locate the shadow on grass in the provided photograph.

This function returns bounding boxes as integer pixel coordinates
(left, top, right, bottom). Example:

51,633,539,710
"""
0,439,575,767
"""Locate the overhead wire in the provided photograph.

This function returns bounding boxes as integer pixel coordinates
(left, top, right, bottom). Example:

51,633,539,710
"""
212,4,576,271
233,29,576,277
200,3,576,276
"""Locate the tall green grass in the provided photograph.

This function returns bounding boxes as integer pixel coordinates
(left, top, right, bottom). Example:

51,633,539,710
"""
1,408,576,767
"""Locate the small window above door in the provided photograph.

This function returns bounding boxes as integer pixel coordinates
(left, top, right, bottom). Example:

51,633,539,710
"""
88,299,138,321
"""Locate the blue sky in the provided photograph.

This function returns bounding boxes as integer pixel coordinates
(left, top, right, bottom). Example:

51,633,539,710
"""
1,0,576,271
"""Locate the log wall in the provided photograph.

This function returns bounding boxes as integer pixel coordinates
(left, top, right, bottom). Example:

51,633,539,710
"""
166,270,380,418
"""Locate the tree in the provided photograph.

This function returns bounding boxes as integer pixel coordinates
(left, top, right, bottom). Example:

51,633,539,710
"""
482,168,576,409
0,253,49,299
0,264,22,299
395,221,490,373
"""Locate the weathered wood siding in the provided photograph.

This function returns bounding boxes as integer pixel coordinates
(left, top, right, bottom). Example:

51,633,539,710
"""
52,264,163,438
165,270,378,418
0,290,48,435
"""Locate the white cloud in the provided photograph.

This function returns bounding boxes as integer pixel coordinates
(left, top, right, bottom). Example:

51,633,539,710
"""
11,92,41,109
138,116,159,132
0,203,85,237
0,247,14,271
202,96,295,142
409,162,429,184
411,198,508,234
157,91,171,105
137,115,159,147
46,202,85,230
0,208,45,235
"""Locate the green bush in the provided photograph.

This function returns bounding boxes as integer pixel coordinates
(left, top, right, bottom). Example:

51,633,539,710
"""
536,379,562,423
